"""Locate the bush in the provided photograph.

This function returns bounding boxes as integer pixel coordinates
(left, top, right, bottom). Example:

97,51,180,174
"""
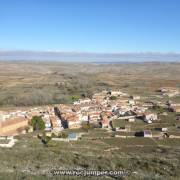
70,96,79,102
58,132,68,138
82,123,91,131
41,132,51,145
153,105,165,114
109,96,117,100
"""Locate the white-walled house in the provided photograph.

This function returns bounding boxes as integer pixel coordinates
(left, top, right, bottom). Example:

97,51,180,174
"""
73,98,91,105
79,114,89,122
143,113,158,122
110,90,128,97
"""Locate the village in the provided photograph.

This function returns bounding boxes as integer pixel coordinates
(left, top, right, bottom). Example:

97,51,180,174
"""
0,87,180,147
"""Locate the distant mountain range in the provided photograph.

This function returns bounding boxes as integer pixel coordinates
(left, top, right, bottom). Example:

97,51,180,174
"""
0,50,180,62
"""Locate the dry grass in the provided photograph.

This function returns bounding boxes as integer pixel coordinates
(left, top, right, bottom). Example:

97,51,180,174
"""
0,61,180,107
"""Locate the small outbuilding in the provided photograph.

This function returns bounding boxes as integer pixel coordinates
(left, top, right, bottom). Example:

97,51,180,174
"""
143,130,152,138
68,133,78,141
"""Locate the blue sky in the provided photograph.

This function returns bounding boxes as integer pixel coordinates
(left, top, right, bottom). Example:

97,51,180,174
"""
0,0,180,53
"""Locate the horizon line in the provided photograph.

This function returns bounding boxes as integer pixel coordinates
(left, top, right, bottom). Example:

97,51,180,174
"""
1,49,180,62
1,49,180,55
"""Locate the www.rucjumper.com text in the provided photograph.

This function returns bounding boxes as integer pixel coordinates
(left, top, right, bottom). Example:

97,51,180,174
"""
51,169,131,177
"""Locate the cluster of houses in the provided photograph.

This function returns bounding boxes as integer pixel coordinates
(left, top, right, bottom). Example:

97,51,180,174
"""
168,102,180,113
0,88,179,138
157,87,179,97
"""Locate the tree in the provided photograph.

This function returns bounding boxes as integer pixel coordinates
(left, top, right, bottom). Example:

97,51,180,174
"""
30,116,45,131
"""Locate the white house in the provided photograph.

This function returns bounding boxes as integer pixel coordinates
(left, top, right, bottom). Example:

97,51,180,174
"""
45,121,52,131
130,95,140,100
161,127,168,132
143,113,158,122
128,118,135,122
73,98,91,105
110,90,128,97
128,99,136,106
80,115,89,122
